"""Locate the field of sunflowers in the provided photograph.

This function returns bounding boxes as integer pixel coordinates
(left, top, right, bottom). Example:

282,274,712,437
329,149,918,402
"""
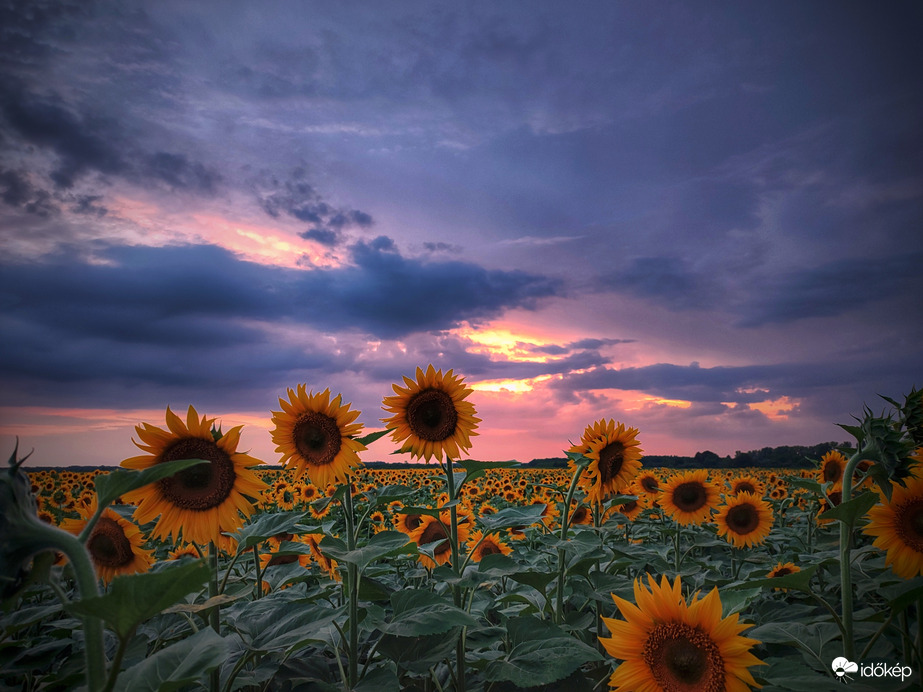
2,368,922,692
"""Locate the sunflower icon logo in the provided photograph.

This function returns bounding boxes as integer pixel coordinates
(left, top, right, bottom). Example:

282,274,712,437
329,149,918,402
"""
831,657,858,683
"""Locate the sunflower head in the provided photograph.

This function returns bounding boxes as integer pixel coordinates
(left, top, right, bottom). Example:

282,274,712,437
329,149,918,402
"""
60,496,154,585
818,450,848,485
466,529,513,561
271,386,366,487
661,470,719,526
381,365,480,462
121,406,267,546
600,574,764,692
715,492,774,549
568,419,643,503
863,474,923,579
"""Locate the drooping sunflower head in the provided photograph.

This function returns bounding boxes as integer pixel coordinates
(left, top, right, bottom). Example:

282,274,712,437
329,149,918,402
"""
121,406,267,546
271,386,366,487
60,496,154,585
818,450,848,485
569,419,643,503
661,470,719,526
381,365,480,462
600,574,764,692
715,492,774,549
863,475,923,579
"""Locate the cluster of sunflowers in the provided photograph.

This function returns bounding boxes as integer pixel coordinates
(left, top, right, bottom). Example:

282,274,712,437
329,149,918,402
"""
11,370,923,692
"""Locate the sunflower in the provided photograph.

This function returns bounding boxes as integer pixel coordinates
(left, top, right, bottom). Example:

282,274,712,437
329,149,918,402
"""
408,512,470,568
715,492,774,548
60,496,154,585
394,511,425,536
270,386,366,487
636,470,662,499
304,534,340,581
661,470,719,526
766,561,801,591
568,420,643,503
381,365,480,462
863,474,923,579
466,530,513,561
818,450,848,485
729,475,765,498
600,574,764,692
121,406,267,546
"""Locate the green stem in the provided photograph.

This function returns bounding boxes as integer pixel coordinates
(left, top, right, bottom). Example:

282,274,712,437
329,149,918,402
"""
101,628,136,692
555,462,587,625
443,457,465,692
839,450,864,661
208,542,220,692
343,483,359,689
36,523,107,692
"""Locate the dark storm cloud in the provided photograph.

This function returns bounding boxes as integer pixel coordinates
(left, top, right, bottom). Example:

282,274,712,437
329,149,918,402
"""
603,256,719,311
553,358,922,407
0,239,560,403
0,81,222,193
737,252,923,327
0,168,59,216
257,168,374,245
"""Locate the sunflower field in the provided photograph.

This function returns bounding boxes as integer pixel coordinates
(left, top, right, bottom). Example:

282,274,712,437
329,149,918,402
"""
2,370,922,692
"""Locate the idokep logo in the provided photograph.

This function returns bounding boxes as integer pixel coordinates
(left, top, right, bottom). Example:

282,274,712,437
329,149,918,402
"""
831,657,914,684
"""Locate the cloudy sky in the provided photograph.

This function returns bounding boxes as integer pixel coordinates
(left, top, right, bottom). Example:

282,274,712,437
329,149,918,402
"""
1,1,921,468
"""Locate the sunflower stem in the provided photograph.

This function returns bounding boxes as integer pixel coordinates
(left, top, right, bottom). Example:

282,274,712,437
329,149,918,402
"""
342,482,360,689
252,545,263,599
838,450,864,661
443,456,466,692
555,462,587,625
34,523,107,692
208,542,220,692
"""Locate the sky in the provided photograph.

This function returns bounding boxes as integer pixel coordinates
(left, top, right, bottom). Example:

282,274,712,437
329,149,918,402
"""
1,0,921,469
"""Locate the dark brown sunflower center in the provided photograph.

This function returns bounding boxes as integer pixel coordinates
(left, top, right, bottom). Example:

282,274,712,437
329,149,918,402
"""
159,437,236,511
403,514,423,531
772,567,793,577
673,482,707,512
419,520,448,546
406,389,458,442
823,460,842,483
293,412,342,467
726,503,760,535
598,442,626,485
478,541,502,556
897,500,923,553
621,500,639,514
268,553,299,566
644,622,725,692
88,516,133,569
641,476,659,492
734,482,756,495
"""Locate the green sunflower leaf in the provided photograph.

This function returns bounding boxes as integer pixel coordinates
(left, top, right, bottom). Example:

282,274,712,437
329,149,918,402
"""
817,491,879,526
482,636,603,687
231,510,316,552
354,429,390,447
66,560,210,639
113,627,228,692
378,589,477,636
318,530,415,571
730,563,819,593
478,504,548,532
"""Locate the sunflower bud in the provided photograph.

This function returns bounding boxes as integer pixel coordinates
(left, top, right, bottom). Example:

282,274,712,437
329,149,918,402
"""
1,442,46,597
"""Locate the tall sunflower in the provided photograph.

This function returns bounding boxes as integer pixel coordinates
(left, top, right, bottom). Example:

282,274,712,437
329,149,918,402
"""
600,574,764,692
863,475,923,579
60,496,154,585
715,492,774,548
121,406,267,546
661,470,719,526
270,386,366,487
381,365,480,462
818,450,848,485
568,419,643,503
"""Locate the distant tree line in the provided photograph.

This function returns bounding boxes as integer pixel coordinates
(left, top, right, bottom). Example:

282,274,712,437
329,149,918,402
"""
523,441,846,470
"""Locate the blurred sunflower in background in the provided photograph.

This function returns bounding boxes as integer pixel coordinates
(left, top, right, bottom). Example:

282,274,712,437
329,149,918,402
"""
271,386,366,487
121,406,266,546
382,365,480,462
863,474,923,578
728,474,764,498
61,496,154,585
661,469,719,526
600,574,764,692
715,492,774,548
568,419,643,503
